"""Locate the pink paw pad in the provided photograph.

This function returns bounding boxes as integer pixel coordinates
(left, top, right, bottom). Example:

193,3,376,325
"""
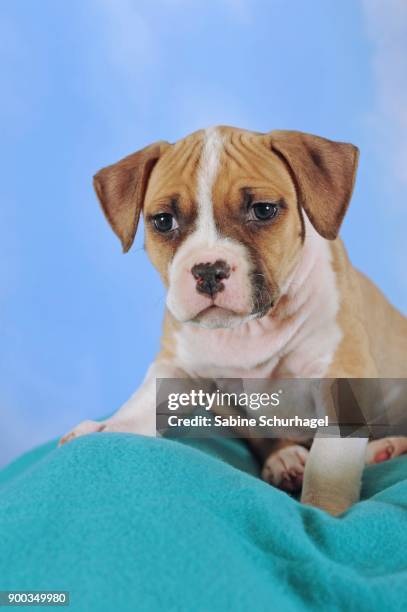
366,437,407,465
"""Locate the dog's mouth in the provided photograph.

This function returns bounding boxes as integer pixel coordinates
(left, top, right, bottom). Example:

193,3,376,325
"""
189,301,274,329
168,262,277,329
191,305,244,327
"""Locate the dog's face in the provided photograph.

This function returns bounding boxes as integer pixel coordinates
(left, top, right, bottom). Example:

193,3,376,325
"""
94,126,358,329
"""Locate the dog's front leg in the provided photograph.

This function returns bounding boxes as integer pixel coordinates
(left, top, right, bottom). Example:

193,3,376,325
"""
59,360,185,445
300,437,368,516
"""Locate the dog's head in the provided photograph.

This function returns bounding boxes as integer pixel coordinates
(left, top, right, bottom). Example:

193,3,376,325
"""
94,126,358,329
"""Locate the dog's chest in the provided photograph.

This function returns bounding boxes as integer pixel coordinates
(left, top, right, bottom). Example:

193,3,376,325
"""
173,283,342,380
176,320,310,378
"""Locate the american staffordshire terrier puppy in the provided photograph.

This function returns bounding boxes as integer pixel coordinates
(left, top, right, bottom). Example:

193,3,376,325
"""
61,126,407,515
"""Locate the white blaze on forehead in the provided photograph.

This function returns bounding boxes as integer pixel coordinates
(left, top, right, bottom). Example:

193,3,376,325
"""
195,127,223,243
166,125,255,324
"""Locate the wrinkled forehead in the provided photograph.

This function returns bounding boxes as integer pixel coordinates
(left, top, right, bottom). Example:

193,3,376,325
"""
144,126,296,209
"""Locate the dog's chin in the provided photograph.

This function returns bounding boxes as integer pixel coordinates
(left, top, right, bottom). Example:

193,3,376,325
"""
186,304,273,330
188,306,246,329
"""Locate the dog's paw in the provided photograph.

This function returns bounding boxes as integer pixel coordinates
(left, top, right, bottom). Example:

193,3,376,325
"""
365,436,407,465
59,418,158,446
59,419,106,446
261,445,309,493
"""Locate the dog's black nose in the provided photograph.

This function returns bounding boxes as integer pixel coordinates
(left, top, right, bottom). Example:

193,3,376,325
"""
191,260,231,297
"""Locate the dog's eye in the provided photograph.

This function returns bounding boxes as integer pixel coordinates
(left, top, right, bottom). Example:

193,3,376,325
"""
251,202,279,221
153,213,178,233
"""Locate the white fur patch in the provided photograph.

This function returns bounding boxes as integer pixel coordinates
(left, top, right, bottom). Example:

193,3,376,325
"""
166,126,255,324
195,126,223,243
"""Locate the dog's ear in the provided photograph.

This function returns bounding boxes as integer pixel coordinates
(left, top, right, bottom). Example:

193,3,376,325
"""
269,130,359,240
93,141,170,252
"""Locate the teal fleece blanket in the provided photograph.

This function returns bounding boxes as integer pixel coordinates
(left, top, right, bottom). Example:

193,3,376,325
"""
0,433,406,611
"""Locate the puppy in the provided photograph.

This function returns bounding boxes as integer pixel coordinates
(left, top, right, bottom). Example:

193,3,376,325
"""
61,126,407,515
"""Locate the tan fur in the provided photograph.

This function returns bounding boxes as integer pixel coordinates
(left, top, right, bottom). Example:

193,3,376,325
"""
327,240,407,378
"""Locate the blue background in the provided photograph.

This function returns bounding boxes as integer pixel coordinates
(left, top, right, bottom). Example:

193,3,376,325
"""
1,0,406,466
